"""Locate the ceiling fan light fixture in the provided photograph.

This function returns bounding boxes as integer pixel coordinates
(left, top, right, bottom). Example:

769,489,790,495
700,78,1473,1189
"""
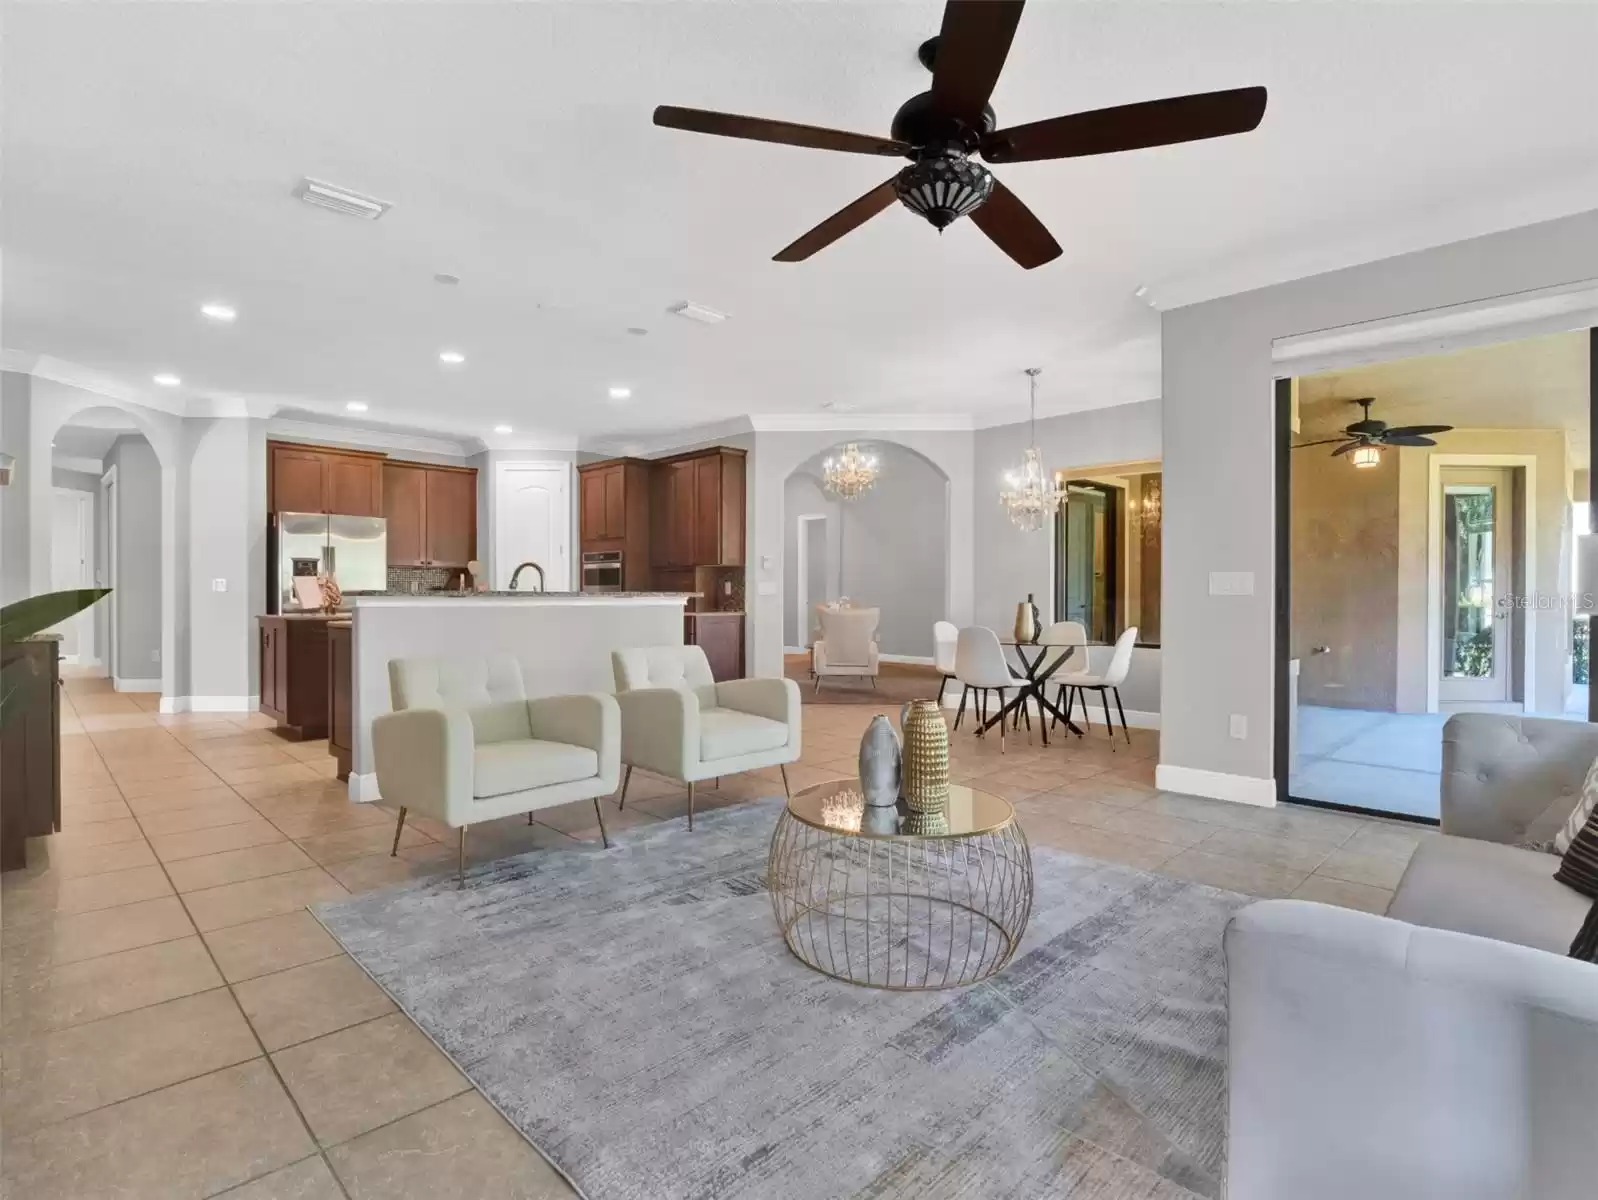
894,152,993,231
1351,445,1381,469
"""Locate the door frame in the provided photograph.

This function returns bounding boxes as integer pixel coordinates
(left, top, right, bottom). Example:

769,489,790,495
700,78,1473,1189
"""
99,465,118,680
51,487,96,664
791,512,828,650
1428,458,1533,712
493,460,571,591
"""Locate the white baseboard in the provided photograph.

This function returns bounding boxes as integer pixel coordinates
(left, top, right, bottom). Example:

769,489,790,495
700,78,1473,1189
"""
114,676,161,693
878,653,935,666
348,772,381,803
160,695,259,714
1155,764,1276,808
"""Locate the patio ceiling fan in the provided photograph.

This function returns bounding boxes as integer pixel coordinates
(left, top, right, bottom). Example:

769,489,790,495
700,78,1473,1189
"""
1294,398,1453,468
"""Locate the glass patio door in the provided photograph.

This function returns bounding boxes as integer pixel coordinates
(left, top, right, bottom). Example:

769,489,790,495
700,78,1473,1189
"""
1439,467,1514,706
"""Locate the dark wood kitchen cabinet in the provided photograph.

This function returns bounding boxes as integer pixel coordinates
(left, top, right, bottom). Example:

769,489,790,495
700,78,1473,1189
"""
328,621,353,781
259,616,330,740
268,442,383,516
577,459,654,588
1,637,60,871
382,462,477,568
685,612,744,682
651,447,745,569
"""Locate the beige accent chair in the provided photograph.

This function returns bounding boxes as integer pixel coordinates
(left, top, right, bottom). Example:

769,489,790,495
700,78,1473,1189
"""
612,645,801,829
371,657,620,887
812,605,881,692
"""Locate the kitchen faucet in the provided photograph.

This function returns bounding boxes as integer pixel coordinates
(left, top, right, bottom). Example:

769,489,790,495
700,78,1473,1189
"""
508,561,545,592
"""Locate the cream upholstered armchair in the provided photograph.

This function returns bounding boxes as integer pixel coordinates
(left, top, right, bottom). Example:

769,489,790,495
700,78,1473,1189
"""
371,657,620,886
812,605,880,692
611,645,801,828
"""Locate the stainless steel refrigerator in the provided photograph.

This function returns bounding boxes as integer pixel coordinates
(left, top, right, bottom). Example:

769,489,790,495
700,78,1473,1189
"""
273,513,388,611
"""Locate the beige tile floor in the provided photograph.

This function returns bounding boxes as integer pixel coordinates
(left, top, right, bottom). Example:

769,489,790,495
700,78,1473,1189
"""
1,670,1432,1198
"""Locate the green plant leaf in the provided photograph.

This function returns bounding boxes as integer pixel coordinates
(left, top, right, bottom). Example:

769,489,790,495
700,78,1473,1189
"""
0,588,111,647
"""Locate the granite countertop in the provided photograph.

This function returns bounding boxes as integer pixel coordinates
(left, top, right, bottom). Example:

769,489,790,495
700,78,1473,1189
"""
685,610,745,617
345,591,700,605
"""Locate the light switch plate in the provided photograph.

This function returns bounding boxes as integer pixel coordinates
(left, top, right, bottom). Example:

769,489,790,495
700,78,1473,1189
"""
1229,714,1248,740
1209,571,1255,597
211,578,227,592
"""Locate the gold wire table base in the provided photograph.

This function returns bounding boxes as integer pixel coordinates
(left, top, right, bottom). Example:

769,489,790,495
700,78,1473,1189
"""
766,802,1033,991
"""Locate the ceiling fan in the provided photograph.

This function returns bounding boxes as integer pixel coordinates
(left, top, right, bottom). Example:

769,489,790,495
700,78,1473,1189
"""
1294,398,1454,467
652,0,1267,269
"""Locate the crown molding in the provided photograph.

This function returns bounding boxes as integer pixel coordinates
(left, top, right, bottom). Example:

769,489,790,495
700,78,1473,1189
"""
52,453,105,475
748,412,975,433
266,418,474,459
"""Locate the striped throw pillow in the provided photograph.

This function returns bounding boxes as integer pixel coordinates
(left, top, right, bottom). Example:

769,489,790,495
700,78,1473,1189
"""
1554,755,1598,855
1571,902,1598,963
1555,808,1598,899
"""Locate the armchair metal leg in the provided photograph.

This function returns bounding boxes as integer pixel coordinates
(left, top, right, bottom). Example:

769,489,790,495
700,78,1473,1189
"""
593,797,612,848
687,781,696,831
868,676,876,690
779,763,791,798
390,806,407,857
528,812,535,825
456,827,467,890
618,764,633,810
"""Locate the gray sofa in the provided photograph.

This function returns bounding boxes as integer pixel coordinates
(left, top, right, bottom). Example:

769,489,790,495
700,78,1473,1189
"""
1225,714,1598,1199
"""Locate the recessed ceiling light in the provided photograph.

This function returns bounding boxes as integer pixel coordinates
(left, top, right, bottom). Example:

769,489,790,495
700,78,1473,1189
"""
433,273,460,286
200,302,236,322
346,401,369,413
494,424,512,434
153,373,181,387
439,350,465,365
608,386,632,400
626,327,648,336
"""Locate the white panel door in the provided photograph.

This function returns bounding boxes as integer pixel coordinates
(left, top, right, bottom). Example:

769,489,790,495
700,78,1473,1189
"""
51,488,94,661
495,464,571,591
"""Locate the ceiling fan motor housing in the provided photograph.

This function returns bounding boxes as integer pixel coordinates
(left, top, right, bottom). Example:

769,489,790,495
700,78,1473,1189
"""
894,151,994,230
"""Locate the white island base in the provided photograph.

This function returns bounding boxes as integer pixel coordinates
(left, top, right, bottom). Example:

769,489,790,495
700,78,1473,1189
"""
345,593,692,802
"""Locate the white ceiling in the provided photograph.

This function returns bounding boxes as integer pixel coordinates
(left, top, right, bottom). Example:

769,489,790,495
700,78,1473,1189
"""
5,3,1598,444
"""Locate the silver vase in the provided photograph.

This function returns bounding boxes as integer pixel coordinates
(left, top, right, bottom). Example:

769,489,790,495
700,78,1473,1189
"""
858,714,902,808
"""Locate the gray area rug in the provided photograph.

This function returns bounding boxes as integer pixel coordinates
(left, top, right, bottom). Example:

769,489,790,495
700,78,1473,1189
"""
315,798,1244,1200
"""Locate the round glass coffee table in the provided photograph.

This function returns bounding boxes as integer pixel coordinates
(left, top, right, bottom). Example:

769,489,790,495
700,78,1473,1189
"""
767,779,1033,991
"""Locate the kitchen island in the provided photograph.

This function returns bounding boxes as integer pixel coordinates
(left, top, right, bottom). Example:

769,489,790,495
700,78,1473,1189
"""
344,592,696,801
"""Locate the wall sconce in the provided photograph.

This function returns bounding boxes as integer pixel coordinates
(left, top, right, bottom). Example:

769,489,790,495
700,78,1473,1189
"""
1350,445,1381,469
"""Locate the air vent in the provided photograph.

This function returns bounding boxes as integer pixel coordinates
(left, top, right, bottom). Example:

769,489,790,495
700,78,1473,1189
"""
667,300,728,325
293,177,392,221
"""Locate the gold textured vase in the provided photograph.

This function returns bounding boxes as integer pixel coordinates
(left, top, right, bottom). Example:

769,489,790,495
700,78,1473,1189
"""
1013,600,1037,645
901,699,950,814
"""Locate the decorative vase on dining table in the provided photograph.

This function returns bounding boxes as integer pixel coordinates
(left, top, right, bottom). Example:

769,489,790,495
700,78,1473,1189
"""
858,714,901,808
901,699,950,814
1013,597,1038,645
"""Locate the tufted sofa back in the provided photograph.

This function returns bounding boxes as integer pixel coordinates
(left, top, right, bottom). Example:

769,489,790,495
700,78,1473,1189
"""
612,645,718,709
1442,713,1598,844
388,656,531,744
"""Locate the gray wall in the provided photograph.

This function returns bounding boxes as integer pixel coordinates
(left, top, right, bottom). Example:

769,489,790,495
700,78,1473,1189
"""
781,443,948,658
185,419,256,702
109,434,162,682
1162,207,1598,791
973,401,1161,632
1,372,33,606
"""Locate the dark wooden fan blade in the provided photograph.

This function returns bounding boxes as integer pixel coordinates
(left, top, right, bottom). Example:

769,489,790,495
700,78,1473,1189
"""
1330,441,1365,457
1383,424,1453,438
983,86,1267,164
1382,435,1438,448
929,0,1026,121
1292,438,1352,449
967,178,1061,270
653,106,908,156
773,178,898,262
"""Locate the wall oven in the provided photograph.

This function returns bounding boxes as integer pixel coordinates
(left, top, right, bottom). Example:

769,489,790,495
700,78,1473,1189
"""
582,551,624,593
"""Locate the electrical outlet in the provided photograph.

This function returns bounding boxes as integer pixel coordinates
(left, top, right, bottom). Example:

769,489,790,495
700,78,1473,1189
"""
212,578,228,592
1229,714,1248,740
150,649,161,664
1209,571,1256,596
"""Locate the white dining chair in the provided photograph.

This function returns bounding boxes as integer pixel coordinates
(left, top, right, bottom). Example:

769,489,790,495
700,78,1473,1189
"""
1041,621,1089,725
1054,626,1138,745
932,620,959,705
952,626,1030,752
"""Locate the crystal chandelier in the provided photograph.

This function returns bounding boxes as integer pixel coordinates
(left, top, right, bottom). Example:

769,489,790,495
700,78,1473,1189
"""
822,442,879,499
999,368,1065,531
